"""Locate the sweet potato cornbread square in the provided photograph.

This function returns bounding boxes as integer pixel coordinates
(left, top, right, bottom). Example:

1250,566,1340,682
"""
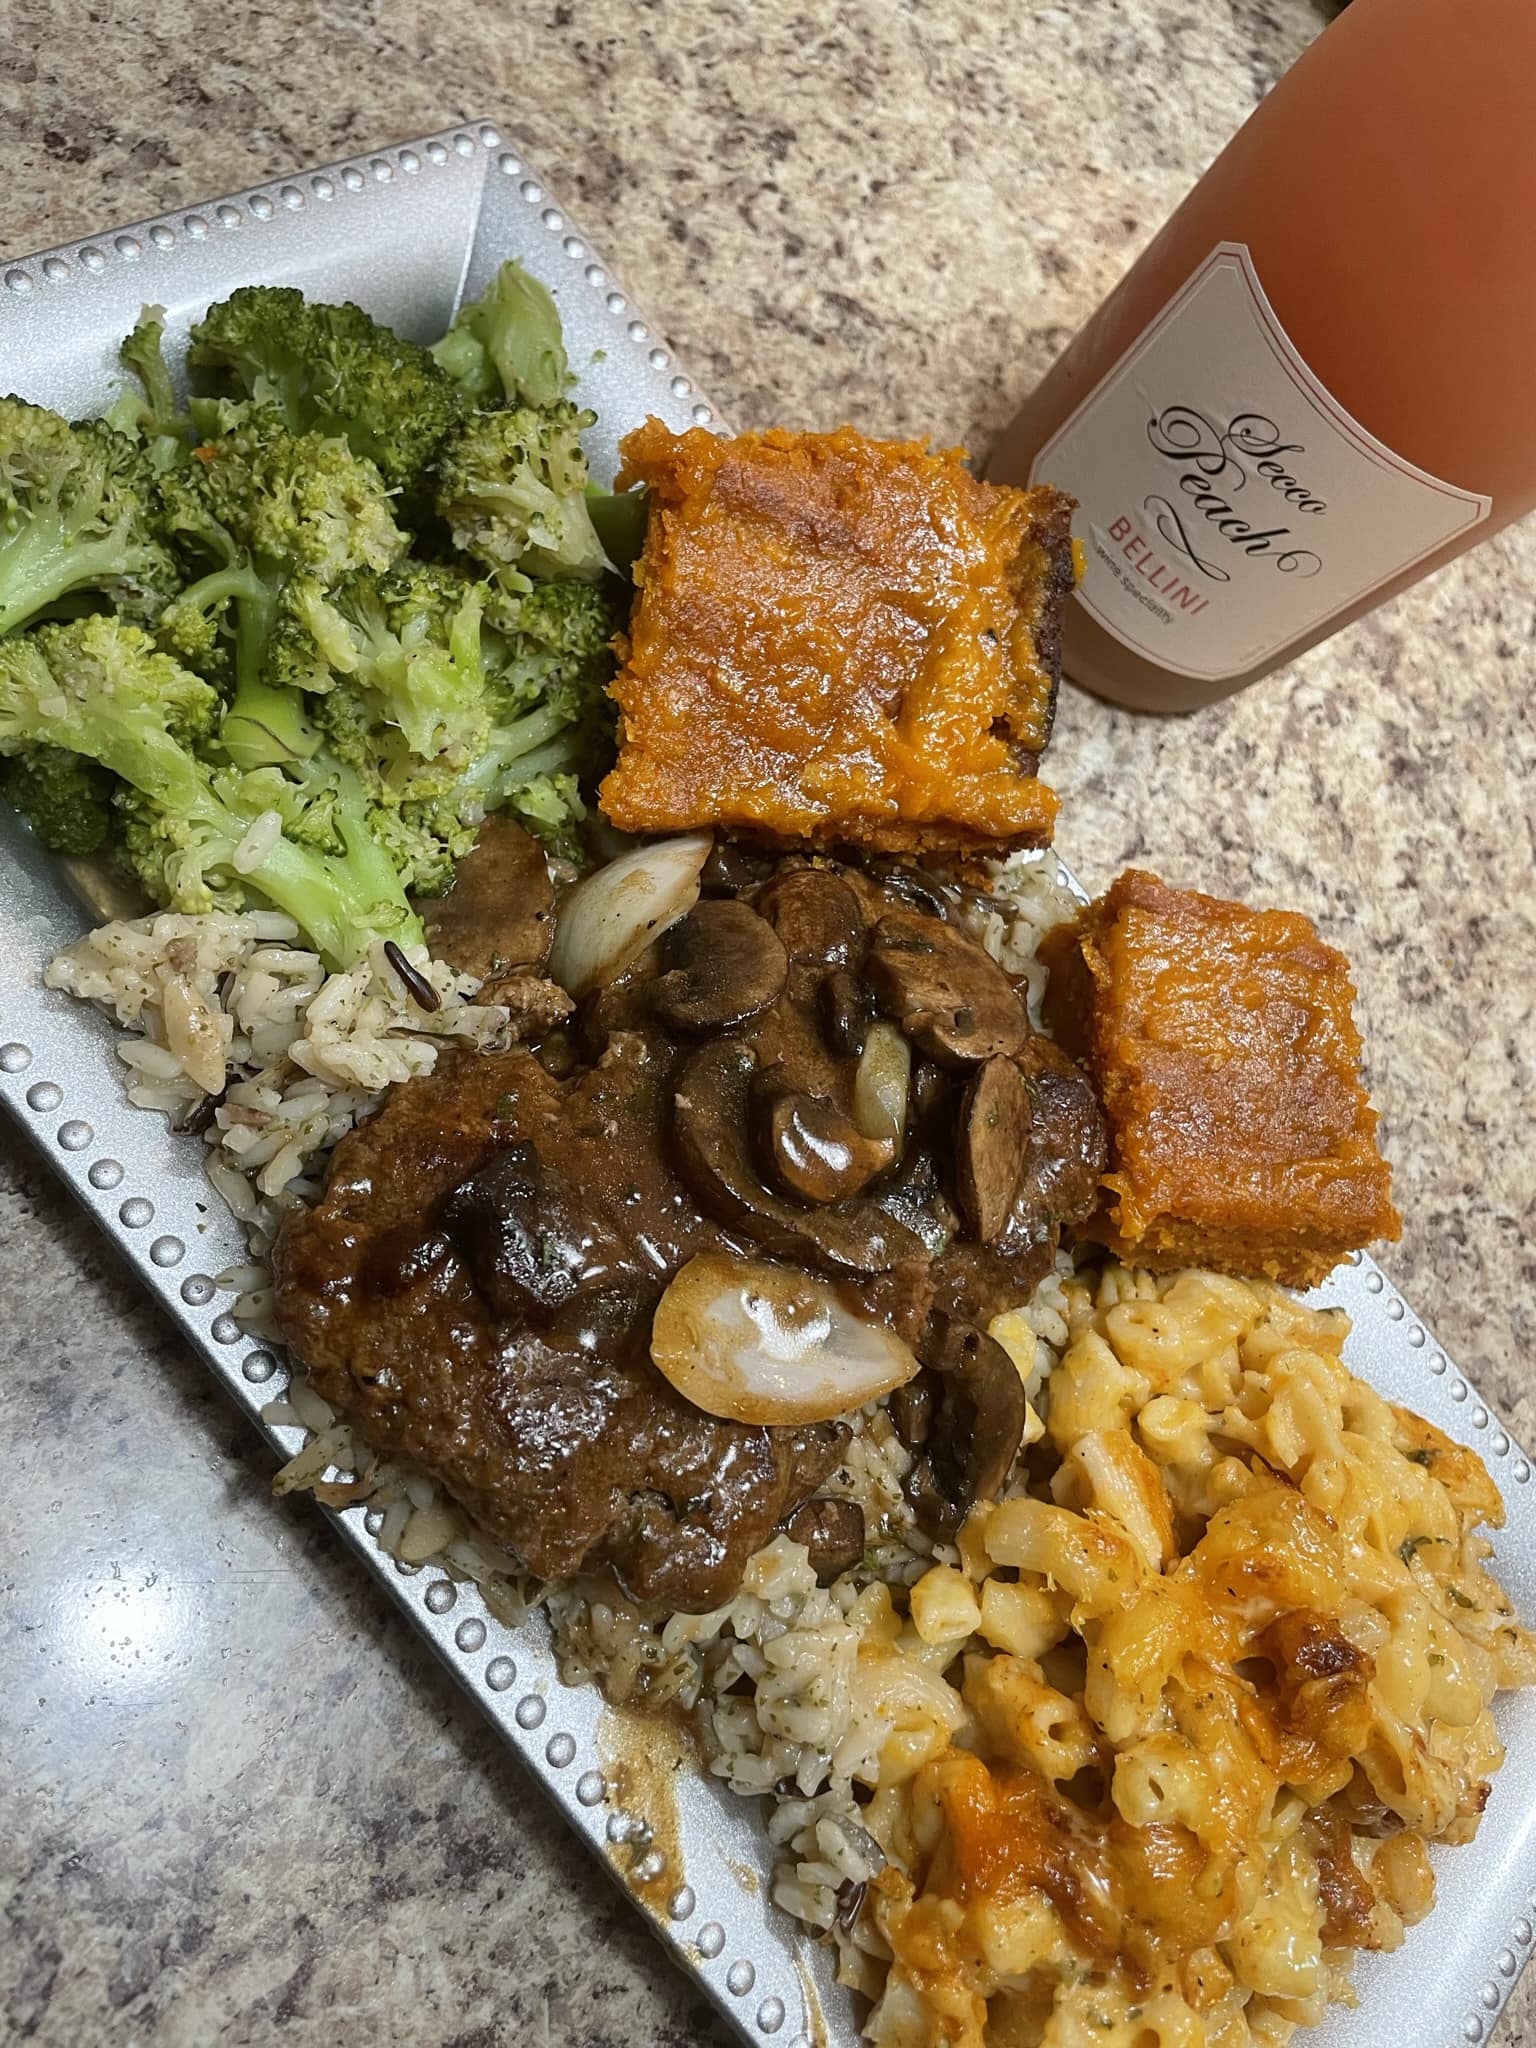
1040,869,1401,1287
599,420,1076,856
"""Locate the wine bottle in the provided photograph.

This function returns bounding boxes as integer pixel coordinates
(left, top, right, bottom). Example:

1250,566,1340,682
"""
988,0,1536,711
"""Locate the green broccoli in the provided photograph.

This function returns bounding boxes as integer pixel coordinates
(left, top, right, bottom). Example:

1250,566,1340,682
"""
367,799,472,898
122,307,180,430
191,403,405,585
272,562,490,770
431,261,573,409
160,406,407,771
154,589,233,697
399,577,620,864
188,286,465,489
301,579,614,884
485,574,620,662
436,402,609,588
0,744,116,854
2,277,628,944
0,615,421,966
0,399,179,637
104,305,190,459
585,482,649,578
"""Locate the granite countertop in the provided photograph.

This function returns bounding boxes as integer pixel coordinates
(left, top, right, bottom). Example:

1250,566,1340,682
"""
3,2,1532,2043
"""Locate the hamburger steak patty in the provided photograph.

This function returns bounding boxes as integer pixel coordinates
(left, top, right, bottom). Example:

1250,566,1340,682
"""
273,853,1107,1611
272,1039,850,1612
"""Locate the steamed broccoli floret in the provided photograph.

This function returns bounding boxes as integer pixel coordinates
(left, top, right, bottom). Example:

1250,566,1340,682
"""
188,286,465,489
391,578,619,866
122,306,180,430
0,616,219,796
486,574,620,662
431,717,589,862
368,799,473,898
160,407,408,771
430,261,573,410
272,569,615,886
430,264,609,588
191,405,406,584
154,588,233,696
436,402,608,588
105,305,190,459
0,744,116,854
498,769,586,845
483,581,618,778
2,278,625,941
272,563,489,769
0,615,421,965
0,399,178,636
348,578,618,884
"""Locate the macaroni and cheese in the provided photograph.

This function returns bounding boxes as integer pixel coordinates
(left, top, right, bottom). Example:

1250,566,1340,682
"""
844,1263,1533,2047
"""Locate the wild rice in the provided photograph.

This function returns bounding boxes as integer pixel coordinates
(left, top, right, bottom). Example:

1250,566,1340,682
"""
47,853,1085,1956
47,909,514,1244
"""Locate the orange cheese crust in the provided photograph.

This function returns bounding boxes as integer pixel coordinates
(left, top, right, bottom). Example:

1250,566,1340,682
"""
599,420,1074,856
1040,869,1402,1287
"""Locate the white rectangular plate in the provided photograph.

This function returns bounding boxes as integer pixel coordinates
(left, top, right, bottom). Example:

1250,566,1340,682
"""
2,123,1533,2048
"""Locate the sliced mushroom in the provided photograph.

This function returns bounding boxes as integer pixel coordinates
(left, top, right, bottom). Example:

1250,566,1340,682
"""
438,1142,629,1319
859,1057,956,1259
1012,1034,1111,1231
649,898,788,1032
865,910,1028,1066
700,838,778,897
754,1081,893,1205
753,868,866,967
867,861,956,922
780,1496,867,1583
749,979,857,1121
889,1373,935,1450
957,1056,1032,1244
901,1318,1027,1538
820,967,876,1057
671,1039,925,1276
910,1057,954,1126
417,815,555,981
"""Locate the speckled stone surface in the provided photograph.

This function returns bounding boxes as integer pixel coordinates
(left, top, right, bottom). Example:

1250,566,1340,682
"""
2,2,1532,2044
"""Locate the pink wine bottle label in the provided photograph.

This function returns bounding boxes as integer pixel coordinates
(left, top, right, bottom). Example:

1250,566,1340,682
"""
1031,243,1491,681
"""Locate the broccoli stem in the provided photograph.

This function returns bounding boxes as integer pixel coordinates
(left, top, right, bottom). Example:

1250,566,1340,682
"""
175,563,319,770
118,307,186,443
428,326,493,400
239,805,424,970
222,675,319,771
585,484,648,577
176,563,266,619
459,699,574,799
0,523,142,638
498,738,577,783
120,721,419,968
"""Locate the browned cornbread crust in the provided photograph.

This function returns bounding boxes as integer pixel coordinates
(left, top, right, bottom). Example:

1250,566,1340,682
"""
599,419,1076,856
1041,869,1402,1287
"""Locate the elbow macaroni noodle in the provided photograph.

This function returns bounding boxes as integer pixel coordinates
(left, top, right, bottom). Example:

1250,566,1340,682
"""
850,1264,1535,2048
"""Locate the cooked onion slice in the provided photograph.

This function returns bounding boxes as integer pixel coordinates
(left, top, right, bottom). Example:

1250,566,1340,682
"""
650,1251,919,1425
853,1018,911,1145
547,833,712,997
